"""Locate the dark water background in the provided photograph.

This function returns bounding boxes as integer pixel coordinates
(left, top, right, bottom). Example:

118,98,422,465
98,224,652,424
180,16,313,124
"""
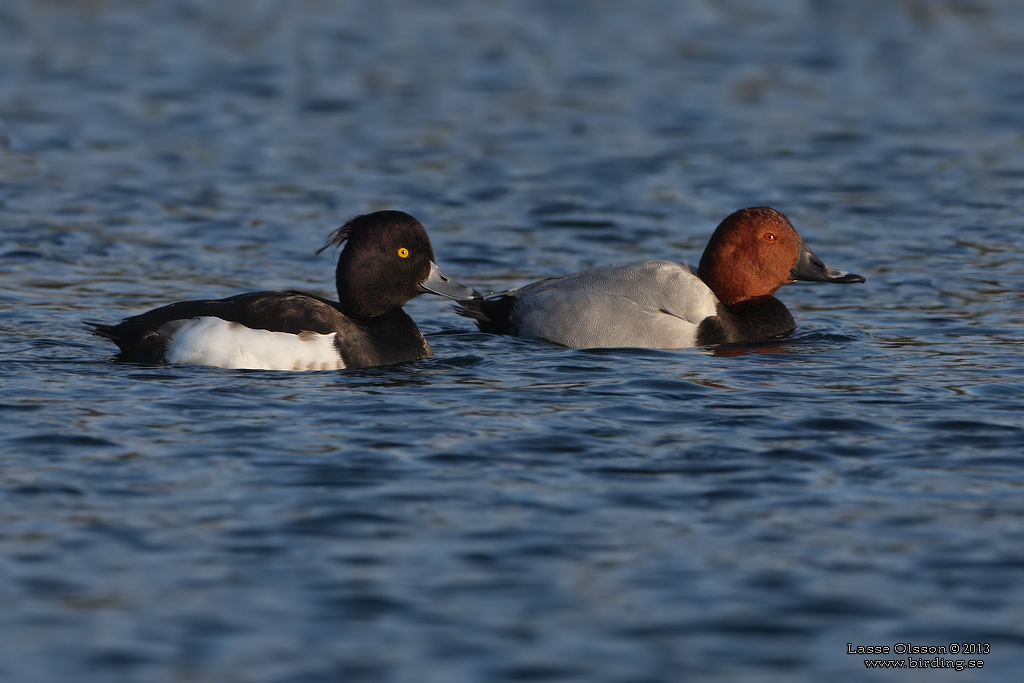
3,1,1024,681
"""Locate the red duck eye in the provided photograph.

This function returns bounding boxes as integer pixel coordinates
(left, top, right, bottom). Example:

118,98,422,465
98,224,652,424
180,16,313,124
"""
764,232,776,241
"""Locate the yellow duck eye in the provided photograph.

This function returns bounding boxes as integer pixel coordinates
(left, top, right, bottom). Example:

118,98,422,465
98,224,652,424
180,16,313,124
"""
397,247,409,258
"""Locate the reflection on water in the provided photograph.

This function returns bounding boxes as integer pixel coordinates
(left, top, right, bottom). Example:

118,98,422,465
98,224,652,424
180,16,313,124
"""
3,1,1024,681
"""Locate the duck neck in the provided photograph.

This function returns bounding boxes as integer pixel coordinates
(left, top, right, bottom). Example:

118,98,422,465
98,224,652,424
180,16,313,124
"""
335,270,391,319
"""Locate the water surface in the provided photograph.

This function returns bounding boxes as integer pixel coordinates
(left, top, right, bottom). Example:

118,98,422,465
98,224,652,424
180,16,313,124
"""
2,1,1024,681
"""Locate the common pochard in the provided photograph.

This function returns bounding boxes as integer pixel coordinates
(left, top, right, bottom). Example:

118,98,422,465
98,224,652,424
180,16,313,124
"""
458,207,864,348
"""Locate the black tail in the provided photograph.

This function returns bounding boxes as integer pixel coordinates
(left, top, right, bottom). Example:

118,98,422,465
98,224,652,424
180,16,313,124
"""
84,319,166,361
83,320,120,341
454,296,519,335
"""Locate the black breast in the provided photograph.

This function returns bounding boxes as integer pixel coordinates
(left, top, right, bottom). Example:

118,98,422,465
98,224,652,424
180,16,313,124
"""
333,307,431,368
695,296,796,346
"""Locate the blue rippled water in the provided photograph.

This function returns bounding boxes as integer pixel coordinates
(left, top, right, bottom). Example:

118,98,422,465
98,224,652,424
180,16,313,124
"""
2,1,1023,681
